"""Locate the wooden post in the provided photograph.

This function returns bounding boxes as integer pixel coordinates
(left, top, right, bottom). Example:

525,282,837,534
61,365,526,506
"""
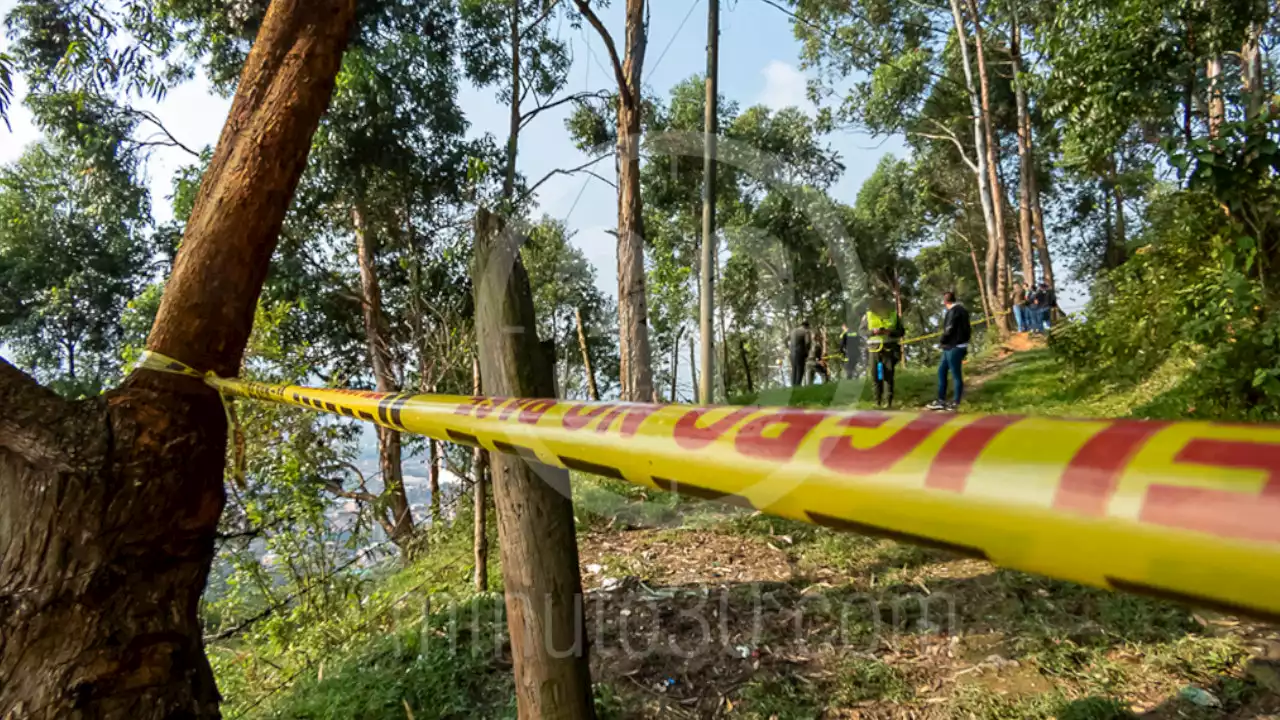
698,0,719,404
473,209,594,719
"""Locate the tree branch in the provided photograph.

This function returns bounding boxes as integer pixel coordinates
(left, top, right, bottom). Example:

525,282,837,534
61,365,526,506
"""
520,90,611,130
519,153,613,204
0,356,90,473
519,0,564,40
912,118,979,173
123,108,202,158
573,0,632,109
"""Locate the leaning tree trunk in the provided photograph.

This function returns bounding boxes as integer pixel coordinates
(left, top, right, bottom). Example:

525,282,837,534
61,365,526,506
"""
474,209,595,720
948,0,1004,333
966,0,1012,333
0,1,355,716
354,206,416,555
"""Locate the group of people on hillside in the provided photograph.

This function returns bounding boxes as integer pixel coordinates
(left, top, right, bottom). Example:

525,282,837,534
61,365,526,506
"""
788,290,974,411
1013,281,1058,334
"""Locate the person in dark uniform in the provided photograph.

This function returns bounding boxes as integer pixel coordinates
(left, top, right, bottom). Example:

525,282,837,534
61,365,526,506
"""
859,297,905,408
927,291,972,411
788,321,812,387
839,322,861,379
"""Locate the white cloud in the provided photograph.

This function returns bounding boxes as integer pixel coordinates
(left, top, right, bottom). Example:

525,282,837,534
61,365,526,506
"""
756,60,813,113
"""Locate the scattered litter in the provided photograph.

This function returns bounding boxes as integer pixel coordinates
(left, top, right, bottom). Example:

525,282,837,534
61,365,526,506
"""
1178,686,1220,708
585,563,603,575
600,577,621,591
734,645,752,658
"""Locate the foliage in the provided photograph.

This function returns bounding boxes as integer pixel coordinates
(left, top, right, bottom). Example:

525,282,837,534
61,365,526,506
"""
1056,108,1280,420
521,216,619,398
0,128,151,396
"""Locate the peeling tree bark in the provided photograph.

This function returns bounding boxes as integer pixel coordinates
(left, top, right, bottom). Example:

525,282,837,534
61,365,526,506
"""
966,0,1012,333
1208,55,1225,138
0,1,356,716
575,0,654,403
948,0,1006,334
474,209,595,720
354,206,416,556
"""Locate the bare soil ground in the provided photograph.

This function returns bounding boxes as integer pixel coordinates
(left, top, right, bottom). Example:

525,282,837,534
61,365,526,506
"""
577,520,1280,720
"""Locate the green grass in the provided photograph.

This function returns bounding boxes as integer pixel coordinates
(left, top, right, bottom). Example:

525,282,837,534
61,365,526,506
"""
734,346,1205,421
218,343,1272,719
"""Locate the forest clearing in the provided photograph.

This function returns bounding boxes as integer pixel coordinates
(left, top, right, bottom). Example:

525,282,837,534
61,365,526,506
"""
3,0,1280,717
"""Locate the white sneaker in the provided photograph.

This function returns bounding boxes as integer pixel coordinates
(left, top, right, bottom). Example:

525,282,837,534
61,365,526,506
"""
925,399,948,411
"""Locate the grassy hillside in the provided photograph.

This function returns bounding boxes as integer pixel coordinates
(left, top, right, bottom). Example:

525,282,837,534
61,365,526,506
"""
218,341,1280,719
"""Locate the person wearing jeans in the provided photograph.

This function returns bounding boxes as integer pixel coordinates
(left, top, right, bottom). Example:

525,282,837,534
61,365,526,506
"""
1012,281,1028,333
927,291,972,411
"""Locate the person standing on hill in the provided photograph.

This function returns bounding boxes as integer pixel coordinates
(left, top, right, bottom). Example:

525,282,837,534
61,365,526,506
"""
789,321,812,387
1012,281,1029,333
1041,282,1058,329
839,321,861,379
859,297,904,408
1029,284,1047,334
927,291,972,411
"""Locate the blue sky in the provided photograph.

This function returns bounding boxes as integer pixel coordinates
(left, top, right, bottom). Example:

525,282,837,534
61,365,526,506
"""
0,0,912,299
1,0,1085,330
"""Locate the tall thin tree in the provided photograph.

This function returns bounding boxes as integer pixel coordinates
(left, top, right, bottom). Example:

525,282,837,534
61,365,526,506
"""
575,0,655,402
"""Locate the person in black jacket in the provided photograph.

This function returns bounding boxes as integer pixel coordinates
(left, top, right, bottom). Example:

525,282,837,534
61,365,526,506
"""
927,291,971,411
788,321,812,387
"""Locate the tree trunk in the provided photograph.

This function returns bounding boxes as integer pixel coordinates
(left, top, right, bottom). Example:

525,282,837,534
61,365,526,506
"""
575,0,653,403
949,0,1005,335
670,326,683,403
717,265,731,399
1207,55,1225,138
354,206,415,555
739,338,754,395
429,438,441,526
1010,12,1037,286
1028,167,1055,289
1112,182,1128,267
965,235,994,320
689,336,699,404
473,209,595,720
1102,182,1116,269
574,307,599,401
966,0,1012,333
472,356,489,593
1243,22,1264,121
0,1,355,716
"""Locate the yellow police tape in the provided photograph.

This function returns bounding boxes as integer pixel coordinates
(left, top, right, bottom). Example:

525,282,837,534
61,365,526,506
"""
137,351,1280,621
823,311,1011,362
